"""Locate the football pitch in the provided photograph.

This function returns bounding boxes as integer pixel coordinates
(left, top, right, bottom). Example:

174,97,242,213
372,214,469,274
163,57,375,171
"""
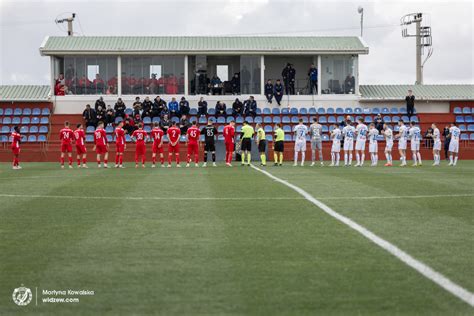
0,162,473,315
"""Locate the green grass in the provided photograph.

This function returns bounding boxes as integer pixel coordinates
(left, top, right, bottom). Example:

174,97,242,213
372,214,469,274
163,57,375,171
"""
0,162,473,315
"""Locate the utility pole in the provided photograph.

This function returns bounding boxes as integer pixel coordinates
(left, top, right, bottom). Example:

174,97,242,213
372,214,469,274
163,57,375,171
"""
401,13,433,85
56,13,76,36
358,6,364,37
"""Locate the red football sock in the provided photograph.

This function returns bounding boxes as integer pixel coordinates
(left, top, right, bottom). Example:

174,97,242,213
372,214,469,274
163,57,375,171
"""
115,154,119,164
168,153,172,164
119,156,123,164
175,153,180,164
68,157,72,165
135,153,138,164
152,156,156,164
142,156,146,164
82,158,87,164
160,156,164,164
104,159,108,164
60,157,64,165
77,158,81,165
195,154,199,163
187,154,191,163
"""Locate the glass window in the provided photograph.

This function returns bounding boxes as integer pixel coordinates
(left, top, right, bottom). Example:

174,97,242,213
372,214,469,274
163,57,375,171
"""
240,56,261,94
321,55,357,94
216,65,229,82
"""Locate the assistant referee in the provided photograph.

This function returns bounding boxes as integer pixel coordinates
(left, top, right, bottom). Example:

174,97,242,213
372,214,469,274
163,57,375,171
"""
273,123,284,166
255,123,267,166
240,121,254,166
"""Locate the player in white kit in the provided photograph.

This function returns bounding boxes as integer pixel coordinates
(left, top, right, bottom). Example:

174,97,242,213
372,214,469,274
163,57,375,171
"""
330,123,342,166
383,123,394,166
408,121,422,166
448,122,461,166
368,123,379,166
354,118,368,167
426,123,441,166
293,119,308,166
342,120,356,166
397,120,408,167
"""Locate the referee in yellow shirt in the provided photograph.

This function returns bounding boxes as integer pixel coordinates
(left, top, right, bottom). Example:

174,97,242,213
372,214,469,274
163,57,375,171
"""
255,123,267,166
240,121,255,166
274,123,285,166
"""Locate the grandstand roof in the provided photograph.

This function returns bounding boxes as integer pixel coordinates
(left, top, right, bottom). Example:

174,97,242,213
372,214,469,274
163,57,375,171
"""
0,85,51,102
39,36,369,55
360,84,474,101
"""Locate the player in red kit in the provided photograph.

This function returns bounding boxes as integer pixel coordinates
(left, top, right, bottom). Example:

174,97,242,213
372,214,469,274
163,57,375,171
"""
10,126,22,169
186,121,201,167
114,121,126,168
59,121,74,169
93,121,109,168
74,123,88,168
131,123,149,168
151,122,165,168
223,120,236,166
167,121,181,167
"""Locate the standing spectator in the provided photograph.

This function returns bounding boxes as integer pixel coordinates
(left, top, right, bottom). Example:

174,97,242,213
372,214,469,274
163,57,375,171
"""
424,126,434,149
215,101,227,118
93,74,105,93
168,97,179,118
96,106,106,124
210,75,223,95
241,66,251,94
55,73,67,96
179,97,190,116
442,125,451,160
264,79,274,104
179,115,190,134
105,105,115,126
405,89,415,119
281,63,296,95
95,96,106,111
374,114,384,133
153,96,167,118
82,104,97,127
65,64,75,81
232,98,244,116
132,97,142,116
308,63,318,94
344,74,355,93
141,96,153,118
159,114,171,133
244,96,258,118
198,97,208,116
230,73,240,95
114,98,126,118
274,79,284,106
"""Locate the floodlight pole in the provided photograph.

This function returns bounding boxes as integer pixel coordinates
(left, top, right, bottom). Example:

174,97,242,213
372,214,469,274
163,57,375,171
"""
56,13,76,36
358,7,364,37
415,19,422,84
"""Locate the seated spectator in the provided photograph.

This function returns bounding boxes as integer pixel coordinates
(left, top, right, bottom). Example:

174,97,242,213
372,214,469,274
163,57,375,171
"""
244,96,257,118
198,97,208,116
133,113,142,125
95,96,106,111
274,79,284,106
106,85,115,95
153,96,168,118
123,115,136,134
344,74,355,94
78,76,92,94
105,105,115,126
264,79,274,104
141,96,153,118
210,75,223,95
159,114,171,133
215,101,227,118
168,97,179,118
93,74,105,93
114,98,126,118
374,114,384,133
179,115,190,134
133,96,142,116
179,97,190,116
96,106,106,123
230,73,240,95
55,73,67,96
82,104,97,127
232,98,244,116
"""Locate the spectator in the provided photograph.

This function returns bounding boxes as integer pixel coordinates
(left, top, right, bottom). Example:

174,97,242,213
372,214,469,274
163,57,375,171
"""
159,114,171,133
425,126,434,149
210,75,223,95
442,125,451,160
244,96,257,118
179,115,190,134
281,63,296,95
96,106,106,124
93,74,105,93
241,66,251,94
105,105,115,126
215,101,227,118
55,73,67,96
114,98,126,118
405,89,415,119
230,73,240,95
344,74,355,93
198,97,208,116
65,64,75,81
153,96,167,118
133,113,142,125
106,85,115,95
123,115,135,134
141,96,153,118
264,79,274,104
308,63,318,94
232,98,244,116
168,97,179,118
179,97,190,116
78,76,92,94
374,114,384,133
132,97,142,116
95,96,106,111
274,79,284,106
82,104,97,127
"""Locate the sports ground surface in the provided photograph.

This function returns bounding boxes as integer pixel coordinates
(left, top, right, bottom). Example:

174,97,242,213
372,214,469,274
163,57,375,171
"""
0,161,473,315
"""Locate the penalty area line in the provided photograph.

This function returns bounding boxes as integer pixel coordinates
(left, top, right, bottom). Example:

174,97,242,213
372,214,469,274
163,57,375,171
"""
250,164,474,308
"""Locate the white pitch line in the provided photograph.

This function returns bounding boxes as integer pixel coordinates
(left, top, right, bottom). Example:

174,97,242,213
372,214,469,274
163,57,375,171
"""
0,194,302,201
250,164,474,307
317,194,474,200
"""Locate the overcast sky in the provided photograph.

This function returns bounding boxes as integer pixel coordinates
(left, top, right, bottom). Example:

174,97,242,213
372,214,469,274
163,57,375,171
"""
0,0,473,86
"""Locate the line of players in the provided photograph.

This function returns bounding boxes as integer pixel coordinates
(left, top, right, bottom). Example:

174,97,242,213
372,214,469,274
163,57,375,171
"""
10,116,462,169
